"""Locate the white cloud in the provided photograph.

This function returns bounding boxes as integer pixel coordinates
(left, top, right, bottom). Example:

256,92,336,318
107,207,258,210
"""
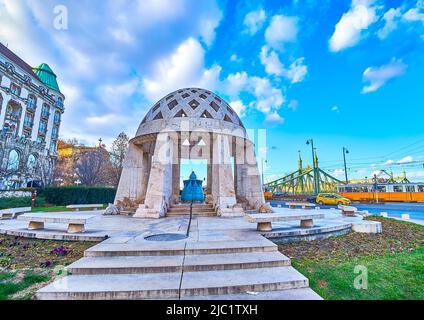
397,156,413,164
142,38,220,101
198,11,223,47
265,112,285,125
403,7,424,23
362,58,407,93
329,0,378,52
377,2,424,40
259,46,307,83
287,57,308,83
377,8,402,39
331,106,339,112
249,77,285,113
243,9,267,35
229,100,246,117
259,46,284,76
265,15,298,50
384,159,394,165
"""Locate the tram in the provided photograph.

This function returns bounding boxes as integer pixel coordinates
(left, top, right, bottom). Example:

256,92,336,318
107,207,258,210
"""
337,182,424,202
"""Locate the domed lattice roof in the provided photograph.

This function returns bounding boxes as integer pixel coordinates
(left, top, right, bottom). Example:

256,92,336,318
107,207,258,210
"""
135,88,246,138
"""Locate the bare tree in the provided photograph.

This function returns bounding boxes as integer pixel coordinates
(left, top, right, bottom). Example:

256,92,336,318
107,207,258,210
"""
35,156,56,187
109,132,129,186
74,148,112,186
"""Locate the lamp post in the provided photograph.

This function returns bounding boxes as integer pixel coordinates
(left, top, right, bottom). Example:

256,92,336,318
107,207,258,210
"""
306,139,317,195
343,147,349,184
261,158,267,188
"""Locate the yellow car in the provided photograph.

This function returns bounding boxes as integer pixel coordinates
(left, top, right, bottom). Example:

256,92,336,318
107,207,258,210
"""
316,193,351,206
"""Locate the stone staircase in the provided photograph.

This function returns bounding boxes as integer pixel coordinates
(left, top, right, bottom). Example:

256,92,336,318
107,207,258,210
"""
166,203,216,217
36,238,322,300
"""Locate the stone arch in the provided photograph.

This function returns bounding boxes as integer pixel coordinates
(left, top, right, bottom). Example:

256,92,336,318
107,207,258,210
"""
26,153,38,171
7,149,21,171
4,100,22,136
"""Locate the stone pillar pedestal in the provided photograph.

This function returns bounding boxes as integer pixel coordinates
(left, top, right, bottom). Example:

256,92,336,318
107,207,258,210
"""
115,143,147,205
134,133,174,218
236,140,267,211
211,134,244,217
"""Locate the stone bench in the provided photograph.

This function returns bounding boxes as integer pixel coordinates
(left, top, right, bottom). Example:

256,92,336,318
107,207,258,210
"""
0,207,32,220
338,205,357,216
18,212,97,234
66,204,103,211
285,202,316,209
246,212,325,232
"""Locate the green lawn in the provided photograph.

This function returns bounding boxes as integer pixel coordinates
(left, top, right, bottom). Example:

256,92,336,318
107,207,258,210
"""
278,217,424,300
0,271,50,300
293,246,424,300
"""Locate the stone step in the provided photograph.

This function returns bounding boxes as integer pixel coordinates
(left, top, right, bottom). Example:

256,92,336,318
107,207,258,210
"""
67,252,290,275
36,266,308,300
166,212,216,217
84,239,278,257
167,207,215,213
180,288,323,300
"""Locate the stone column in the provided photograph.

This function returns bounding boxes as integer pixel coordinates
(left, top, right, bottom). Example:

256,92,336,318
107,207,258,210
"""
211,134,243,217
134,132,174,218
114,142,146,205
172,162,180,202
0,94,6,125
238,140,265,210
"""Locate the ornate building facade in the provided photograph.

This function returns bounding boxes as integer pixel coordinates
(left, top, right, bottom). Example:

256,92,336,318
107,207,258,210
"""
0,43,65,189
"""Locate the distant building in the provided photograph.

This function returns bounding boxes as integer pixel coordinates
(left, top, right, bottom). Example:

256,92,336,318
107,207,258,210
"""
0,43,65,189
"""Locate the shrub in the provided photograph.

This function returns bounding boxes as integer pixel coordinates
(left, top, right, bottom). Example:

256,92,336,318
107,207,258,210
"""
0,196,47,209
42,186,116,206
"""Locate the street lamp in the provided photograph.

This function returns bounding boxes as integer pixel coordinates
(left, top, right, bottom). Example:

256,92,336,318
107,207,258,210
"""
306,139,318,195
261,146,277,189
261,158,267,188
343,147,349,184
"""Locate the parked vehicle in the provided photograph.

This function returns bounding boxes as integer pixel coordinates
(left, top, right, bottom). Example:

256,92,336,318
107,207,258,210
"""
316,193,351,205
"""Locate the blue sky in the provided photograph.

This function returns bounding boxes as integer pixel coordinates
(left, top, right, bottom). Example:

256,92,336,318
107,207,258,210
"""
0,0,423,182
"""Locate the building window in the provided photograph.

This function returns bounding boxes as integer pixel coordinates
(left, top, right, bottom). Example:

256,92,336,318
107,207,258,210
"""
41,104,50,118
23,112,34,128
27,95,37,111
10,83,21,96
36,136,45,144
57,97,64,109
7,149,20,171
54,111,61,124
50,141,57,153
27,154,37,170
52,126,59,139
38,120,47,134
418,185,424,192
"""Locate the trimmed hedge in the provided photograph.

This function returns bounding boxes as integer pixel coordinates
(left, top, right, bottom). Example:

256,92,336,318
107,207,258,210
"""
0,196,47,210
42,186,117,206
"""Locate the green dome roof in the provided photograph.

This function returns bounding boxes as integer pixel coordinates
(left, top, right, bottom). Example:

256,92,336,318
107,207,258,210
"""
33,63,61,93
